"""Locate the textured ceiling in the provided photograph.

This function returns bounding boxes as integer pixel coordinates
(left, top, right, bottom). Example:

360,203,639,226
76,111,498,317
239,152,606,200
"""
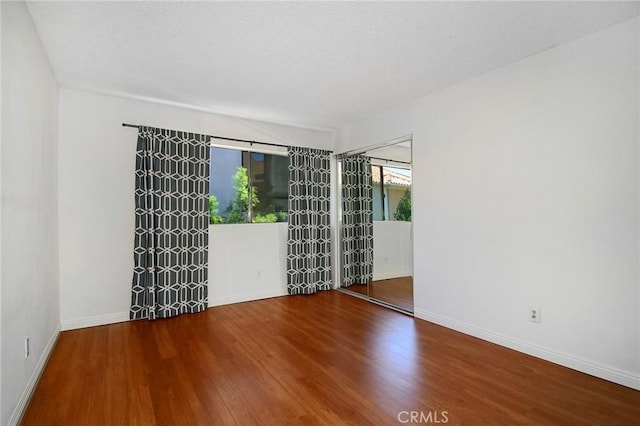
26,1,639,129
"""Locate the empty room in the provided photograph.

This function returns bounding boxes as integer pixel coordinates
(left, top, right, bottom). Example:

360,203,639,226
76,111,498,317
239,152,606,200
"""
2,1,639,425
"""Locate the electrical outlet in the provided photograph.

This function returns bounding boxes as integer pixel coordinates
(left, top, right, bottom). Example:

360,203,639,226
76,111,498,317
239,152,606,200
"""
256,271,262,279
529,308,541,324
25,337,30,359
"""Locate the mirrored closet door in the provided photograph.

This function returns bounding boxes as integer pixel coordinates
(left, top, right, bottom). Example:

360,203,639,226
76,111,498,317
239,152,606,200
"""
337,137,413,313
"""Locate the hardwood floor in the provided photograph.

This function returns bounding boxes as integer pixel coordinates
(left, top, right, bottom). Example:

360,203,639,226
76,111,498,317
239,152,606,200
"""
344,276,413,311
22,291,639,425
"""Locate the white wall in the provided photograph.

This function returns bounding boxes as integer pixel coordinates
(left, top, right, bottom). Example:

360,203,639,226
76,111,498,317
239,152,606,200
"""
209,223,288,305
339,17,640,389
57,89,333,330
373,221,412,281
1,2,61,424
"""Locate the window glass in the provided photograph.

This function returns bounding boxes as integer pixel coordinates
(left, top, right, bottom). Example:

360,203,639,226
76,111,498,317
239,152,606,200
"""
210,147,288,224
247,152,289,223
372,165,385,220
210,147,245,223
372,165,412,222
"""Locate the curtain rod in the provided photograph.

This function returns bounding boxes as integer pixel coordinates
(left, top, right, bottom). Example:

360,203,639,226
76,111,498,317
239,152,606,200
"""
122,123,332,152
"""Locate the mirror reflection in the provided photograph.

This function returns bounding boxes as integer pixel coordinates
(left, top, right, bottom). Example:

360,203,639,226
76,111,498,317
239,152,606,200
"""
338,138,413,313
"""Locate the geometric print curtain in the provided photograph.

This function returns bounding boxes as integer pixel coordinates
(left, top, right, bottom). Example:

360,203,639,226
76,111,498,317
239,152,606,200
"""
286,147,332,295
130,126,211,320
340,155,374,287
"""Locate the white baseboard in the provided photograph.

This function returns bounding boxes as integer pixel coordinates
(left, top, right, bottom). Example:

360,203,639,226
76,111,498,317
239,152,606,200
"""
208,289,288,307
414,308,640,391
61,312,129,331
9,323,61,426
60,290,289,331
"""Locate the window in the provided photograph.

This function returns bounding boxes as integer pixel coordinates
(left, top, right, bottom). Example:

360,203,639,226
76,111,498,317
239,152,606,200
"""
371,165,411,221
209,147,289,224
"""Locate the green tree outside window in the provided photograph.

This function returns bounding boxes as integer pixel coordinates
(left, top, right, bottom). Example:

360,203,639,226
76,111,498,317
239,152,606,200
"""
393,188,412,221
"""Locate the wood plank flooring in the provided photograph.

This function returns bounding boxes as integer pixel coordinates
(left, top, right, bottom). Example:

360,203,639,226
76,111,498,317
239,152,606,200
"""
344,276,413,311
22,291,640,425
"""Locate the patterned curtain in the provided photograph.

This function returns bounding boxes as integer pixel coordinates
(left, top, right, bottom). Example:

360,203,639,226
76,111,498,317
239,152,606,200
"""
287,147,332,295
130,127,211,320
341,155,374,287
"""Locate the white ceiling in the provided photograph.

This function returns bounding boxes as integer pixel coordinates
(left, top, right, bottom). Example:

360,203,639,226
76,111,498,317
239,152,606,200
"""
26,1,639,130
